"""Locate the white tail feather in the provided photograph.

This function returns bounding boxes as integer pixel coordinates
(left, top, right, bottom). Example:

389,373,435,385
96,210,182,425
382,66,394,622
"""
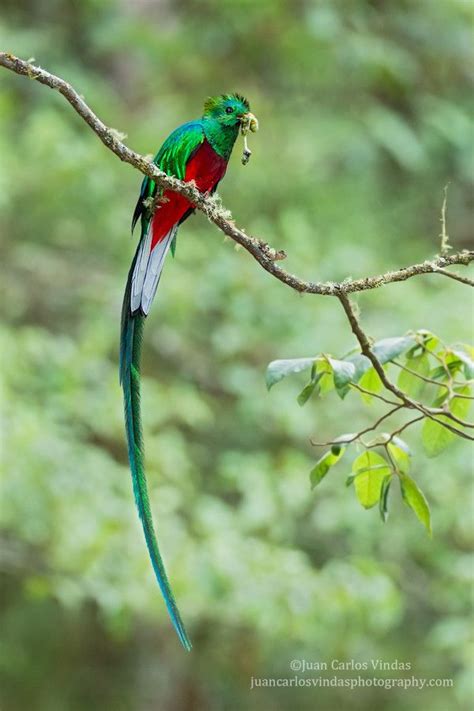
131,226,176,314
131,226,152,308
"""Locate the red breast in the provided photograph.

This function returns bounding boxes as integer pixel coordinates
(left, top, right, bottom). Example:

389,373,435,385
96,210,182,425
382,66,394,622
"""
151,140,228,248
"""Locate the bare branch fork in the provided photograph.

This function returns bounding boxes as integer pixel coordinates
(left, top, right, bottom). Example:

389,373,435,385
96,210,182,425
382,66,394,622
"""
1,52,473,445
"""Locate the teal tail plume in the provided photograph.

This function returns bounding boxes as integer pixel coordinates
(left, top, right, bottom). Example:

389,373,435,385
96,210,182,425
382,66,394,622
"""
120,256,192,651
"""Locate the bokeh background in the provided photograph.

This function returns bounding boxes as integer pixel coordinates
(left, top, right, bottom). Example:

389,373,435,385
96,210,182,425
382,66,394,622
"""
0,1,473,710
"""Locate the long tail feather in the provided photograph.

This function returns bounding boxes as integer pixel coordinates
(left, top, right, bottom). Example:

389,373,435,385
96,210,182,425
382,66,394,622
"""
120,254,192,651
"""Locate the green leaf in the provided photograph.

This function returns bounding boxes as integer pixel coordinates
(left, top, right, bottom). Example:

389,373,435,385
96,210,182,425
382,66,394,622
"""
430,387,449,409
388,438,411,474
310,447,346,489
296,364,332,405
409,330,439,355
327,358,356,398
397,352,431,399
379,475,392,522
429,365,449,381
452,349,474,379
347,354,371,381
266,358,315,390
452,384,471,410
316,359,335,396
352,451,392,509
433,351,465,378
391,435,411,453
400,474,432,536
318,373,335,396
422,385,471,457
358,367,383,404
297,357,341,405
372,336,415,364
297,376,320,406
422,418,453,457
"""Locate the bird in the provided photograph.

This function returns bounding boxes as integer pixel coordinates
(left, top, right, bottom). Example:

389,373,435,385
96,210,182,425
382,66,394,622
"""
120,94,258,651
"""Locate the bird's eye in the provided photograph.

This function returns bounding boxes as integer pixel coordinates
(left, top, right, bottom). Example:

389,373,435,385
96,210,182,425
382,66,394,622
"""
225,106,234,114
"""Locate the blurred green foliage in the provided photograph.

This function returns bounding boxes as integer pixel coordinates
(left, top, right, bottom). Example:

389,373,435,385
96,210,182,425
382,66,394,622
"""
0,1,473,710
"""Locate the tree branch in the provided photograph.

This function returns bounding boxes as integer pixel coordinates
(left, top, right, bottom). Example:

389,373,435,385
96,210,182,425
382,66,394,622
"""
310,405,404,446
434,268,474,287
1,51,472,297
383,415,426,444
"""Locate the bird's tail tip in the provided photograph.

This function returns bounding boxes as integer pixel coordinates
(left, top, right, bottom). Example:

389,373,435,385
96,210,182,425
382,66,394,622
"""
166,596,193,651
179,630,193,652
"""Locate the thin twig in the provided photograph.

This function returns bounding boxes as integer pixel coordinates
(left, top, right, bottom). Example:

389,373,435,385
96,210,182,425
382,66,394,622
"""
439,184,451,256
392,361,449,389
387,415,425,442
311,406,403,446
349,382,400,406
392,361,474,399
363,415,430,449
439,409,474,429
434,268,474,287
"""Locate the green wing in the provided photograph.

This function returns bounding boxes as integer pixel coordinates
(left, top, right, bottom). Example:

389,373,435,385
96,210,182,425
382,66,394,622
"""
131,120,205,234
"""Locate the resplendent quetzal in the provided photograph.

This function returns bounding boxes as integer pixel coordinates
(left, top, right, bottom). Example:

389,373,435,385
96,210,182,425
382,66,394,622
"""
120,94,258,651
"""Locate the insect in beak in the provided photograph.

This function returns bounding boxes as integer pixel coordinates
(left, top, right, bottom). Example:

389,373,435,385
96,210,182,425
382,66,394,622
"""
241,112,259,133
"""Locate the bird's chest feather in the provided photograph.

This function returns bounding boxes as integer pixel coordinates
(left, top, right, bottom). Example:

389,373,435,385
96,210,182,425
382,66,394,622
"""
151,140,227,245
185,139,228,188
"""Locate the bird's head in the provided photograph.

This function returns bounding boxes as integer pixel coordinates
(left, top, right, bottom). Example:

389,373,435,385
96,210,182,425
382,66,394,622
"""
203,93,258,132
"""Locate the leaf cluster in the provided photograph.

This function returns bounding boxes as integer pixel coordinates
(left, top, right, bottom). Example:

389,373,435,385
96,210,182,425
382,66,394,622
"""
267,331,473,533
